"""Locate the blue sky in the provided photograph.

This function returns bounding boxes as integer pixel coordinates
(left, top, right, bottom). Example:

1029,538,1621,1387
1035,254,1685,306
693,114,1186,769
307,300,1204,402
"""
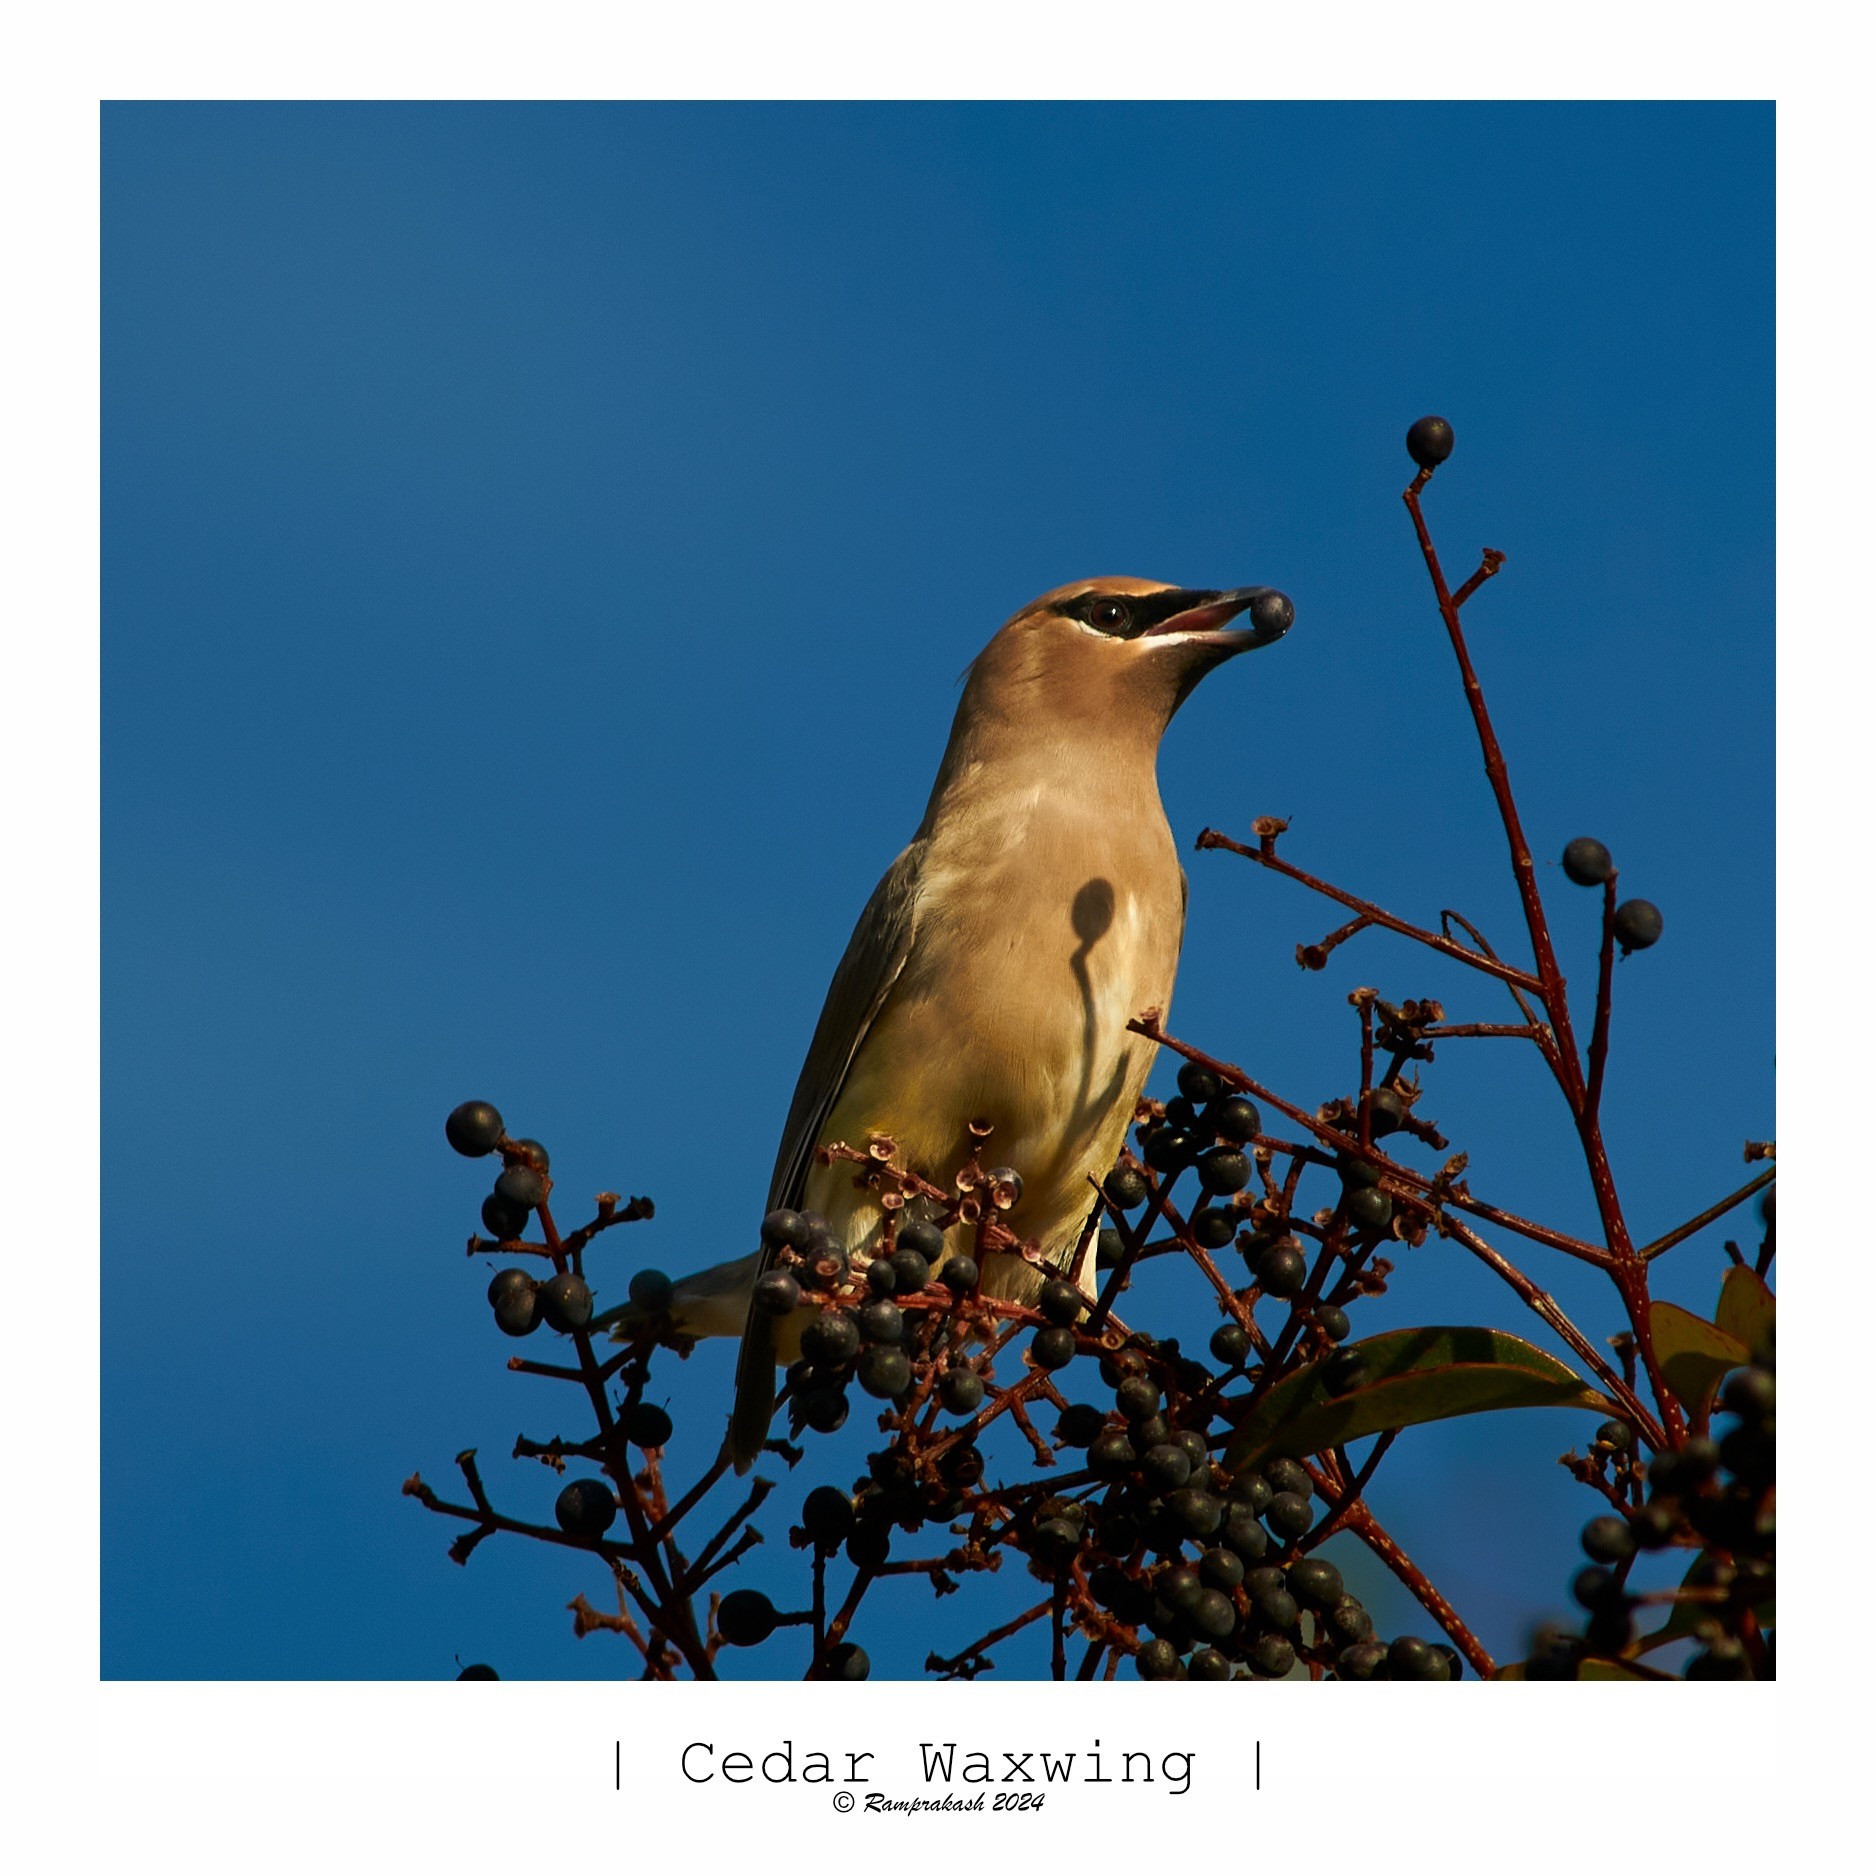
102,101,1771,1679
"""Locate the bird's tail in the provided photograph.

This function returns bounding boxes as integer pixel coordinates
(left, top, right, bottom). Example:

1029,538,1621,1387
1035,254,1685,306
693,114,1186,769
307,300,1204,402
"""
590,1247,781,1471
726,1318,778,1474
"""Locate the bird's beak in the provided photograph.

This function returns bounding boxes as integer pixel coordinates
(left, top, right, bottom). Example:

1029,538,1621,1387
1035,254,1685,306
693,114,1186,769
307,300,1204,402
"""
1143,585,1296,652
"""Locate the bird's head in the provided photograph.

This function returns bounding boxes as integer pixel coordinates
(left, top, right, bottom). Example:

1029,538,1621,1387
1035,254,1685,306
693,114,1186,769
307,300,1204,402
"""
959,576,1295,747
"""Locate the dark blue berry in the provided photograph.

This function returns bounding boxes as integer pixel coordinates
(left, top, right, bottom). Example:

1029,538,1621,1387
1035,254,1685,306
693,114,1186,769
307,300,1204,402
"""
857,1346,911,1399
801,1311,861,1365
1249,1633,1296,1677
1191,1589,1238,1642
1721,1367,1775,1423
1032,1326,1078,1370
1265,1491,1312,1540
1196,1147,1251,1195
802,1486,855,1549
889,1248,931,1295
1167,1489,1223,1538
1209,1322,1252,1367
1140,1444,1192,1492
1221,1505,1269,1562
1562,837,1614,886
481,1194,530,1241
1200,1546,1245,1591
627,1268,674,1313
1405,415,1454,467
1214,1095,1261,1143
1572,1565,1619,1609
1286,1557,1344,1609
493,1277,540,1337
940,1253,979,1292
486,1266,532,1307
823,1642,870,1679
1614,900,1664,952
1629,1502,1677,1549
753,1270,802,1317
1142,1127,1195,1173
1581,1515,1636,1564
799,1389,849,1434
1262,1459,1312,1499
1039,1279,1084,1327
857,1300,904,1345
938,1368,985,1414
760,1208,810,1250
494,1164,545,1212
1328,1596,1374,1644
554,1478,617,1540
846,1523,890,1570
1345,1186,1393,1231
1191,1206,1237,1249
716,1588,778,1647
1255,1239,1308,1297
537,1271,593,1333
1135,1638,1182,1680
896,1218,945,1260
446,1101,505,1158
1387,1634,1446,1679
1104,1165,1149,1210
1336,1641,1387,1679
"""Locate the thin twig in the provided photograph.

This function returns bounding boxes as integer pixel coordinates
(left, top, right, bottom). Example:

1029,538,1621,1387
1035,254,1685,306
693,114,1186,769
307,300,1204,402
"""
1639,1170,1778,1263
1197,829,1545,996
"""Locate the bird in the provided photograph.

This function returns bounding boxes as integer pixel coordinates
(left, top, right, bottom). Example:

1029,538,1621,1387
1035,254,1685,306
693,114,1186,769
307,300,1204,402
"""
612,575,1294,1468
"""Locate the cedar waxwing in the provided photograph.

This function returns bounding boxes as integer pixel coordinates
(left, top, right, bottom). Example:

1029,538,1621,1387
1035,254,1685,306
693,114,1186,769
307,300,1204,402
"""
613,576,1293,1468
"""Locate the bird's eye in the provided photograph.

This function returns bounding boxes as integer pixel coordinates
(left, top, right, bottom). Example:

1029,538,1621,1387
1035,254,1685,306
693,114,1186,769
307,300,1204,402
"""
1089,598,1132,634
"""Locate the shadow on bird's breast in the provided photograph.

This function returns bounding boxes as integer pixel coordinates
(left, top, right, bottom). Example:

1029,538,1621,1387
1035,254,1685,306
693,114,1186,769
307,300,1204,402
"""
1071,877,1116,951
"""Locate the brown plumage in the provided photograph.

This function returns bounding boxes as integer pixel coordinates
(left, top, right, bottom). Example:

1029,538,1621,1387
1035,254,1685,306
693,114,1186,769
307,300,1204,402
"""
611,576,1294,1467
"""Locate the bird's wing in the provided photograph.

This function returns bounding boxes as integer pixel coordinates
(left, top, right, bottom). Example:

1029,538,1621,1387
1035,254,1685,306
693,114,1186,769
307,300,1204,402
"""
727,838,926,1467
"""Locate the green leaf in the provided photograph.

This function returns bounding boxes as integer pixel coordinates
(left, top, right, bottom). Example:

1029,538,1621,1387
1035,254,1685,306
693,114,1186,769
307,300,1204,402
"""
1224,1325,1616,1473
1715,1266,1775,1367
1649,1301,1748,1414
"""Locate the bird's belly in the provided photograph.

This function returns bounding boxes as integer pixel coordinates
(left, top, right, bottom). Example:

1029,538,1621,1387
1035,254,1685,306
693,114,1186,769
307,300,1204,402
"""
805,856,1178,1267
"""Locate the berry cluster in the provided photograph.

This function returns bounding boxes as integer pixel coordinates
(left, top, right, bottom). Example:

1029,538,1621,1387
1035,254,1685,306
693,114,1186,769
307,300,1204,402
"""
1061,1433,1456,1680
594,1050,1456,1679
1113,1058,1410,1334
445,1101,603,1338
1534,1355,1774,1678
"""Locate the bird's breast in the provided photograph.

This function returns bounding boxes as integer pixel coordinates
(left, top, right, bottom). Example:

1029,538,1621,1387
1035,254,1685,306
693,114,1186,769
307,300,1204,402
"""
809,786,1183,1262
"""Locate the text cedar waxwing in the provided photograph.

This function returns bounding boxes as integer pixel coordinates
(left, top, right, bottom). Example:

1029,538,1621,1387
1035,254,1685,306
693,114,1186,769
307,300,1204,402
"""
619,576,1293,1468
